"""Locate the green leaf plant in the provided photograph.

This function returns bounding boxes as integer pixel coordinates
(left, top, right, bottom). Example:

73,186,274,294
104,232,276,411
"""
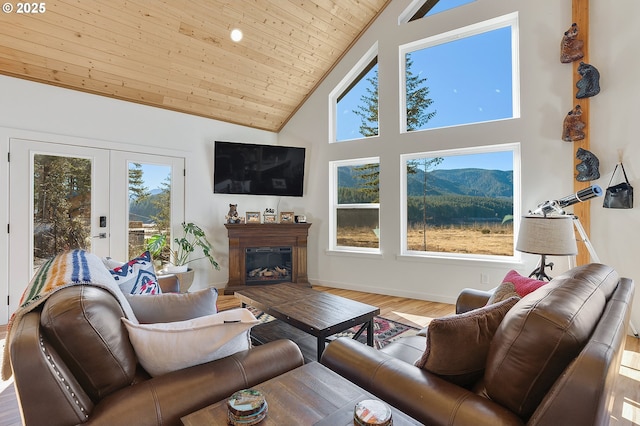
146,222,220,270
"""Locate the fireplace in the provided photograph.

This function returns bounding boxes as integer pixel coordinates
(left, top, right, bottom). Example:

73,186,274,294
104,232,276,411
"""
245,247,292,284
224,223,311,294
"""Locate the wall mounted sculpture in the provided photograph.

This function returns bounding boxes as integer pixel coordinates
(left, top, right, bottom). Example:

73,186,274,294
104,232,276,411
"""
576,147,600,181
576,62,601,98
562,105,586,142
560,23,584,63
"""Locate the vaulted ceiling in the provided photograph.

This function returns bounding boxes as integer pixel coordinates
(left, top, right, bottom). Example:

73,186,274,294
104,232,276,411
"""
0,0,391,132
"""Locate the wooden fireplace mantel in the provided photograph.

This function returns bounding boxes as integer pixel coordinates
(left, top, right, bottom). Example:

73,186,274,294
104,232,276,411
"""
224,223,312,294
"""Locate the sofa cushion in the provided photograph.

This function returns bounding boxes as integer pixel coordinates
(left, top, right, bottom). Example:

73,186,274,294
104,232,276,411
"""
486,281,520,305
125,287,218,323
483,264,620,420
108,251,162,295
122,308,259,376
40,286,138,402
414,296,519,387
503,270,547,297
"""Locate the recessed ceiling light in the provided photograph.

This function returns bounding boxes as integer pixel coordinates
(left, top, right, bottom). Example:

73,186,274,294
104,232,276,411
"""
230,29,243,42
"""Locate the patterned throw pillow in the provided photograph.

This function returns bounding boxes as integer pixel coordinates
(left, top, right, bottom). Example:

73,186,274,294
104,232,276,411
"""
486,281,521,305
502,270,547,297
109,251,162,295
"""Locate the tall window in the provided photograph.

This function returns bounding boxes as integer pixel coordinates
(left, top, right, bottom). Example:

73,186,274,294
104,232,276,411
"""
401,144,519,259
330,158,380,251
400,13,519,132
401,0,476,23
331,44,378,142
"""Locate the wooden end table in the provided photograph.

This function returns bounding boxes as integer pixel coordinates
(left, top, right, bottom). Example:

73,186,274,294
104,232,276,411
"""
181,362,421,425
234,283,380,361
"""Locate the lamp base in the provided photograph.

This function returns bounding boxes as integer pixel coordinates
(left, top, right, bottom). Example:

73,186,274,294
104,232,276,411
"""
528,254,554,281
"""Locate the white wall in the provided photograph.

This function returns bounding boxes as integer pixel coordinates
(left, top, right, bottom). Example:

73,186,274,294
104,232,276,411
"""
0,75,280,298
280,0,640,329
589,0,640,332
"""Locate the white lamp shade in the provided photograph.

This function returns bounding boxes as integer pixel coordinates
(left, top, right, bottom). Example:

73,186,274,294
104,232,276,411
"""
516,216,578,256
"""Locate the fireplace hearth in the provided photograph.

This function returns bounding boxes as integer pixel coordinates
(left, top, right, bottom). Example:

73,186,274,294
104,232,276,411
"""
224,223,311,294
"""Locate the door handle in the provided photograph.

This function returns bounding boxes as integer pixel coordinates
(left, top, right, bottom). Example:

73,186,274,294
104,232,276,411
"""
92,233,107,239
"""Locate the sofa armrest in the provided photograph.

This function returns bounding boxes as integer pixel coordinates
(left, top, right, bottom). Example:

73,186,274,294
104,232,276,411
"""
86,339,304,426
321,338,523,426
456,288,493,314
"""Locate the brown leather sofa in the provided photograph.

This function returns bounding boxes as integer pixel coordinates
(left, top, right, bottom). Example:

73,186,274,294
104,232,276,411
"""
9,283,304,426
321,263,635,425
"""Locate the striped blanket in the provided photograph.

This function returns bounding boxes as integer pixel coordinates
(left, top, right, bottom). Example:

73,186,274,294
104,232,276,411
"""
1,249,137,380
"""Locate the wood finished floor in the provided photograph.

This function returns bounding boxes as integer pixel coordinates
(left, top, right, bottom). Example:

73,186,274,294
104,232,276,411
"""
0,285,638,425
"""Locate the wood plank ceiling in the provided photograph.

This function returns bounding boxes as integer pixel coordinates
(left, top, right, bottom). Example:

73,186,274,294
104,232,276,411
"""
0,0,391,132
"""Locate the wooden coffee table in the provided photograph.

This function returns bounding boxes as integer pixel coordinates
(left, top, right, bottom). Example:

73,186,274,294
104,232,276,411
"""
235,283,380,361
181,362,421,425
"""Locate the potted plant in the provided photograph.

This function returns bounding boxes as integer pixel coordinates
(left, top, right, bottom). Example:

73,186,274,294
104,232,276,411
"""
146,222,220,291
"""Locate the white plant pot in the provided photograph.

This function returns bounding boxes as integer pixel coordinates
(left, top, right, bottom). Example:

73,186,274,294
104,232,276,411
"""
175,269,195,293
164,264,189,274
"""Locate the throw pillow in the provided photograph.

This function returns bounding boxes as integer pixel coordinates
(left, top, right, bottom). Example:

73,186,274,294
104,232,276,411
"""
126,287,218,323
102,256,124,270
122,308,259,377
108,251,162,295
414,296,520,388
502,270,547,297
486,282,521,305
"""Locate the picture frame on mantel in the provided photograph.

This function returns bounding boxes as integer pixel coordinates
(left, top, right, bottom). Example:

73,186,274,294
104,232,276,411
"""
280,212,294,223
246,212,260,223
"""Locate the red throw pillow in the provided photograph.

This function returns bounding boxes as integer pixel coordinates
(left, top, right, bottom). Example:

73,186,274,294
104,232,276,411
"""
503,270,547,297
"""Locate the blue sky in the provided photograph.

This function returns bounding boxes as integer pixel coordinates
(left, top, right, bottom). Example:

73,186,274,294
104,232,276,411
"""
409,26,512,130
336,0,512,141
130,163,171,192
427,0,476,17
429,151,512,171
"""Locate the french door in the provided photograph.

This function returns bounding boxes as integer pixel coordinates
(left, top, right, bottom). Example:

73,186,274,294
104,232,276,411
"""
9,140,110,319
6,139,184,322
109,151,185,262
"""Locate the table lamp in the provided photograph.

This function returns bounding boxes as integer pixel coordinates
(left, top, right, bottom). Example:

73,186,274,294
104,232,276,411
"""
516,215,578,280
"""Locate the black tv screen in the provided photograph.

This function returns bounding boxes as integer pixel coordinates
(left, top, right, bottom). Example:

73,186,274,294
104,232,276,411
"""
213,141,306,197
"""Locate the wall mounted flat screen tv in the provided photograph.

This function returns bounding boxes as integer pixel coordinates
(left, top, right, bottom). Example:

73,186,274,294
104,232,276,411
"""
213,141,306,197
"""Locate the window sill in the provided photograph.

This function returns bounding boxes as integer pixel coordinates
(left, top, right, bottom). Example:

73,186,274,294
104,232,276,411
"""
325,249,383,259
396,252,522,267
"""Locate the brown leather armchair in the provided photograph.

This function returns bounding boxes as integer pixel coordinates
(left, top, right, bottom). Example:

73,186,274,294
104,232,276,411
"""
321,263,635,426
9,284,304,426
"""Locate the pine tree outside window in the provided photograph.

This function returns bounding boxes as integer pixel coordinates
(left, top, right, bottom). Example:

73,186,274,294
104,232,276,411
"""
331,44,378,143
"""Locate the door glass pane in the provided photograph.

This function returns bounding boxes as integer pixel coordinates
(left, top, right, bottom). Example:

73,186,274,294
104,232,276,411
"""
128,163,171,260
33,154,92,270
